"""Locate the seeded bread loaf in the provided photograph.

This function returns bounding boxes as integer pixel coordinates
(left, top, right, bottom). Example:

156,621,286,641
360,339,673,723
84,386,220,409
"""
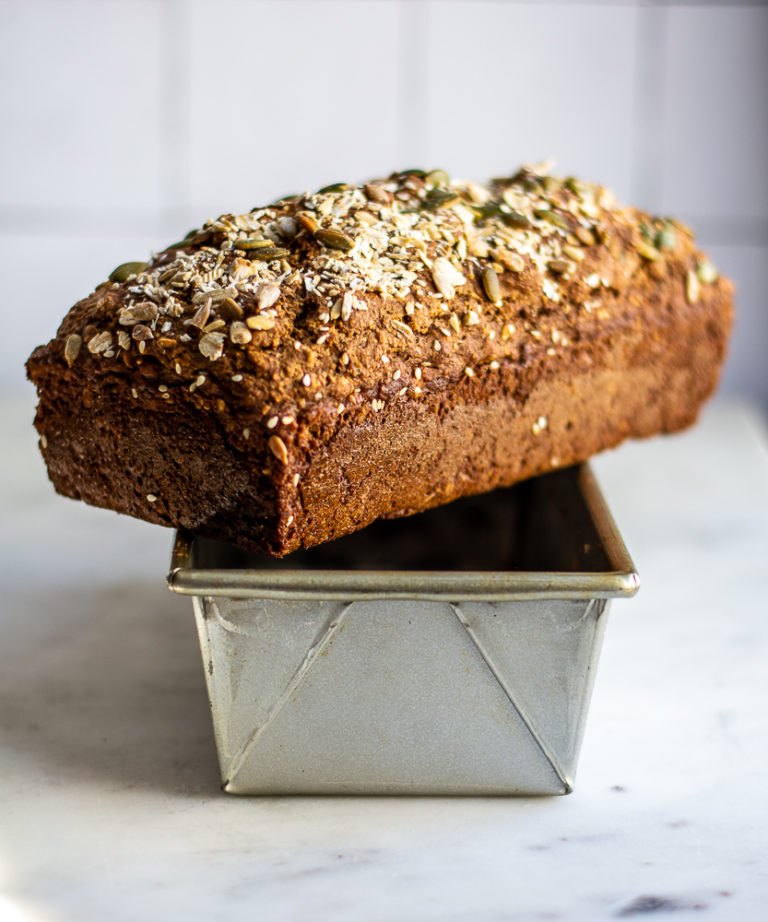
26,165,733,555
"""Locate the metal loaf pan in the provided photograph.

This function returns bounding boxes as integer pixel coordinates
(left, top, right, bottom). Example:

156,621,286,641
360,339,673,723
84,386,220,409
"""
168,464,638,796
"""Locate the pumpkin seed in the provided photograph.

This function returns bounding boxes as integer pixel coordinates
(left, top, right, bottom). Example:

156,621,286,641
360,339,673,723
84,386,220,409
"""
655,225,677,251
218,296,243,320
250,246,291,261
426,169,450,187
317,182,349,194
424,188,460,211
501,210,531,230
394,168,427,178
541,210,571,230
564,176,583,195
472,202,501,222
316,229,355,251
236,237,275,250
64,333,82,366
109,261,148,283
697,260,718,284
481,266,502,304
636,241,661,261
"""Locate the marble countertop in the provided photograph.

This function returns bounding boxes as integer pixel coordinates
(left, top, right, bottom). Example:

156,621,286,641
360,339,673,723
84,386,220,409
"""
2,396,767,922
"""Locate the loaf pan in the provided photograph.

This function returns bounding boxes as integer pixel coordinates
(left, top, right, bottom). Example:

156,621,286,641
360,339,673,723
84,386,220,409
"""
168,464,638,795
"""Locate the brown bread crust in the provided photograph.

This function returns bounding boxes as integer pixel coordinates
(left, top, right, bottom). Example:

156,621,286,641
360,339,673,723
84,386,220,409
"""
26,166,733,555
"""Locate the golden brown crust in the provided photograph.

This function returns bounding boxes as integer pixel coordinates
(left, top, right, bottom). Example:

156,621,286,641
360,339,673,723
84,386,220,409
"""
26,165,733,555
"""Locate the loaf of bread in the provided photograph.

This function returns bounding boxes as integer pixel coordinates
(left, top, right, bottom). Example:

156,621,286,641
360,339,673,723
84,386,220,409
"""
26,165,732,555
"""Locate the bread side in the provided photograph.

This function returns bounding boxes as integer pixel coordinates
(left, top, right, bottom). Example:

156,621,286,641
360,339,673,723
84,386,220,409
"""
26,166,733,554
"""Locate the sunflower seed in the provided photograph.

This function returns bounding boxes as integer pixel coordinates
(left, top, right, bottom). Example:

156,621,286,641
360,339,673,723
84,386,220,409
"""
364,183,393,205
431,257,466,299
296,211,321,233
685,270,700,304
463,309,480,326
109,261,148,283
131,324,153,341
246,314,276,331
316,229,355,251
64,333,82,366
268,434,289,464
118,301,158,326
199,331,225,360
548,258,575,275
187,298,211,329
575,226,596,246
481,266,502,304
391,319,414,339
87,331,113,354
498,250,525,272
230,321,252,345
256,282,281,310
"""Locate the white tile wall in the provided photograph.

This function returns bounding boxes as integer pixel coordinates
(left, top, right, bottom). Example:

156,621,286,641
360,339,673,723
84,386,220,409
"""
0,1,167,216
186,0,402,215
660,4,768,222
423,2,640,199
3,0,766,410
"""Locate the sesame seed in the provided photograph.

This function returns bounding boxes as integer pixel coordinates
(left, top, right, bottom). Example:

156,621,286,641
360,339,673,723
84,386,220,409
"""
292,473,300,487
147,494,157,503
243,428,250,439
266,416,279,429
302,373,311,387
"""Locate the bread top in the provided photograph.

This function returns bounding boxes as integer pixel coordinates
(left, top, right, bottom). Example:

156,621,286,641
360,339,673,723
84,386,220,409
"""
30,164,729,450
